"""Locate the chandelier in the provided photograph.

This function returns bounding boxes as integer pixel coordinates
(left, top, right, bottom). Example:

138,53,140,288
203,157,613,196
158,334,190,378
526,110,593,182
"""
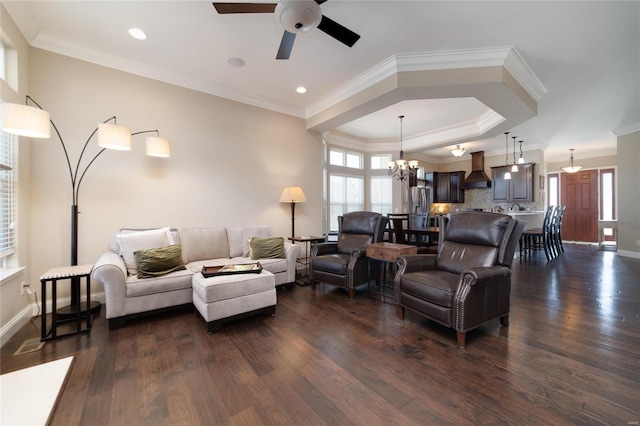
387,115,418,181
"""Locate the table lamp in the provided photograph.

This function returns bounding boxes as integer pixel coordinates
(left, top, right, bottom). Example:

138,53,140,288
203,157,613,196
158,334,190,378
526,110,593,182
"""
280,186,306,239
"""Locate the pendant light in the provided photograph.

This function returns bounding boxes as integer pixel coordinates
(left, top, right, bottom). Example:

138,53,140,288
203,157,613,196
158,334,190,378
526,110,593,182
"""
450,144,465,157
510,136,519,173
561,149,583,173
518,140,525,164
503,132,511,180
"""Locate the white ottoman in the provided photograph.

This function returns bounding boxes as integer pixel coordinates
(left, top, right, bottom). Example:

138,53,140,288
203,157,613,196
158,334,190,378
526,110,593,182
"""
192,270,276,333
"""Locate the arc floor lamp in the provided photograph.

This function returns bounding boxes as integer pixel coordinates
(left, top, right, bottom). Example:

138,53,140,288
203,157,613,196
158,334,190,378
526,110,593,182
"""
1,96,171,316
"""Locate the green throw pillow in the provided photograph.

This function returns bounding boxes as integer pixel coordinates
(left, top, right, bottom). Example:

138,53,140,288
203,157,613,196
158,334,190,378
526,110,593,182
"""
134,244,186,279
249,237,285,260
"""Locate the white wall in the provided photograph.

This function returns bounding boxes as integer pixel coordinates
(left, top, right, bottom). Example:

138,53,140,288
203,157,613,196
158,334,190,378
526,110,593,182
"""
616,130,640,257
0,3,33,339
27,48,323,301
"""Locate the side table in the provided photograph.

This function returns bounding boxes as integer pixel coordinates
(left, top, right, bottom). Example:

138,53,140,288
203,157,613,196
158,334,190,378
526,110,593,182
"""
366,242,417,302
288,236,326,286
40,264,94,342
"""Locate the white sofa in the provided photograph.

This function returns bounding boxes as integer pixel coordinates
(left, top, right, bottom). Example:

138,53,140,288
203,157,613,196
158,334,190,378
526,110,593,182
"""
92,226,301,330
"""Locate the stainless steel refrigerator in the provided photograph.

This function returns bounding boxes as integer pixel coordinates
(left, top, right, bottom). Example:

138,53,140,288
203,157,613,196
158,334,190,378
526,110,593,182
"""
408,186,430,232
409,186,430,215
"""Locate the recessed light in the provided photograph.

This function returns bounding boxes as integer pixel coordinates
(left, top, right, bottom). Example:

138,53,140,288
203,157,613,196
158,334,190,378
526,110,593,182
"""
227,57,246,68
296,86,307,94
128,28,147,40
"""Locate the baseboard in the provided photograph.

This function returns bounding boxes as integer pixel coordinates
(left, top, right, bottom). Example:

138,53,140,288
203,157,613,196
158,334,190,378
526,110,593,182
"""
0,292,106,348
617,249,640,259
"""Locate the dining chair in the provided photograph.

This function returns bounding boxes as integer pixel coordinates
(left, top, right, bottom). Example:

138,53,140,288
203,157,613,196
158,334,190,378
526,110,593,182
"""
520,205,555,261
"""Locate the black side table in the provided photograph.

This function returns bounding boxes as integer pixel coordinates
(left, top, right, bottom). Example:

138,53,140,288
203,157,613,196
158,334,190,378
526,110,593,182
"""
40,264,94,342
288,236,326,286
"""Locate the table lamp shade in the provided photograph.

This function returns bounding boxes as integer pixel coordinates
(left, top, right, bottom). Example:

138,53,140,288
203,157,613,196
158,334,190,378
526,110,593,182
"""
1,103,51,138
280,186,306,203
97,123,131,151
145,136,171,157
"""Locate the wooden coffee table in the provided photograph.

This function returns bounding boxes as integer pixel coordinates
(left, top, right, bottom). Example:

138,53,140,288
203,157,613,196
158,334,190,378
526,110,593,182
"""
366,242,417,302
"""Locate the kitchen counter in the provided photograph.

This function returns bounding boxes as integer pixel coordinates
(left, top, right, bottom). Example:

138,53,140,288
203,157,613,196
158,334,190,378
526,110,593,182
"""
507,211,543,229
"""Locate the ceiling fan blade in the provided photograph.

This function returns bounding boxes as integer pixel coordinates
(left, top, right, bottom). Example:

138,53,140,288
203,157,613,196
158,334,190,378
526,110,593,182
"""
276,31,296,60
317,15,360,47
212,2,277,14
315,0,329,5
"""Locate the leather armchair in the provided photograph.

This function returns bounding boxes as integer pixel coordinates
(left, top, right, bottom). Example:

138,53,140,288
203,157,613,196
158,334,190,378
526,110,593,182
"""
310,211,388,298
394,212,525,350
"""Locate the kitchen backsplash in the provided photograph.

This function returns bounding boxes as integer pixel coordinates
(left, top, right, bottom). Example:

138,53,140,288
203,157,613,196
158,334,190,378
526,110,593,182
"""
430,188,543,214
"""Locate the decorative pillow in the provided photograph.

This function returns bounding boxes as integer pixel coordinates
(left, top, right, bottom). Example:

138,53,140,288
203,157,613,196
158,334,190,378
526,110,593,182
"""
249,236,285,260
241,226,272,257
116,227,173,275
134,245,186,279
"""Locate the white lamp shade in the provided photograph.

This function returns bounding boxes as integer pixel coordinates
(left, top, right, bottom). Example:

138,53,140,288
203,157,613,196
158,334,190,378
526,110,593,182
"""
145,137,171,157
98,123,131,151
510,164,519,172
1,103,51,138
280,186,306,203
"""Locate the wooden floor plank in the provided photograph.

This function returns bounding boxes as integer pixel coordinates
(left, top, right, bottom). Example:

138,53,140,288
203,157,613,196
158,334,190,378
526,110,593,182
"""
2,245,639,425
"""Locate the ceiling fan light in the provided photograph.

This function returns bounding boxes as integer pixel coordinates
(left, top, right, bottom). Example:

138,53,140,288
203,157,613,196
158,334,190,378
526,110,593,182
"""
275,0,322,34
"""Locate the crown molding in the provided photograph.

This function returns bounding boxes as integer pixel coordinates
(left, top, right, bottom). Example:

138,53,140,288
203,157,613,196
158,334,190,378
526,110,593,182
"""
545,147,617,163
612,122,640,137
305,46,546,119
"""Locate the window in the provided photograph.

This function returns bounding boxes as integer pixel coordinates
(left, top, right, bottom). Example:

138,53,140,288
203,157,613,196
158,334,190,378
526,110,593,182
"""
547,173,559,207
370,176,392,215
329,174,363,231
0,31,18,92
371,154,392,170
329,148,363,169
0,129,16,264
600,168,616,238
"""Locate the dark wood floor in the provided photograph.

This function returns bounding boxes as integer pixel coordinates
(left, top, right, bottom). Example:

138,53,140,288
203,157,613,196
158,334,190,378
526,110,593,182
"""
2,244,640,425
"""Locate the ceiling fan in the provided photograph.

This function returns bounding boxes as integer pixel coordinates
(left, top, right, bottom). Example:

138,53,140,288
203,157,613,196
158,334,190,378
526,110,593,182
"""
212,0,361,60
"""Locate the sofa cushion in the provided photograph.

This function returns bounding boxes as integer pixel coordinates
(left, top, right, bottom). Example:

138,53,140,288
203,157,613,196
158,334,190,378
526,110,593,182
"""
125,269,193,298
181,228,230,264
116,227,174,275
134,244,187,279
227,226,272,257
192,270,275,304
249,236,285,260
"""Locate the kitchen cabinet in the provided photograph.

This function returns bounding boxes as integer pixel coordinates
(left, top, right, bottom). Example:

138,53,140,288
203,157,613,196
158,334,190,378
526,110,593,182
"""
425,171,465,203
491,163,535,202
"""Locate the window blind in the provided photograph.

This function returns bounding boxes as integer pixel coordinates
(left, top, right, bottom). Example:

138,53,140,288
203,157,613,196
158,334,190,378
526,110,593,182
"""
0,130,16,257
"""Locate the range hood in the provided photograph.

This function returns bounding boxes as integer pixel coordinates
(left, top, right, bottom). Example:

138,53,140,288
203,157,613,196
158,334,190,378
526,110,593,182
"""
461,151,492,189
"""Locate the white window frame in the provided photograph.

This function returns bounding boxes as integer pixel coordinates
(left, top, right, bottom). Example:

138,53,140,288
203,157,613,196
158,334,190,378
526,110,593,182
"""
329,147,363,169
0,130,17,268
328,173,364,232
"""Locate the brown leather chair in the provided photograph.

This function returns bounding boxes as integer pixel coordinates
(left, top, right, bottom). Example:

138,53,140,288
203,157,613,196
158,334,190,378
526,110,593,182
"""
310,211,388,298
394,212,525,350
